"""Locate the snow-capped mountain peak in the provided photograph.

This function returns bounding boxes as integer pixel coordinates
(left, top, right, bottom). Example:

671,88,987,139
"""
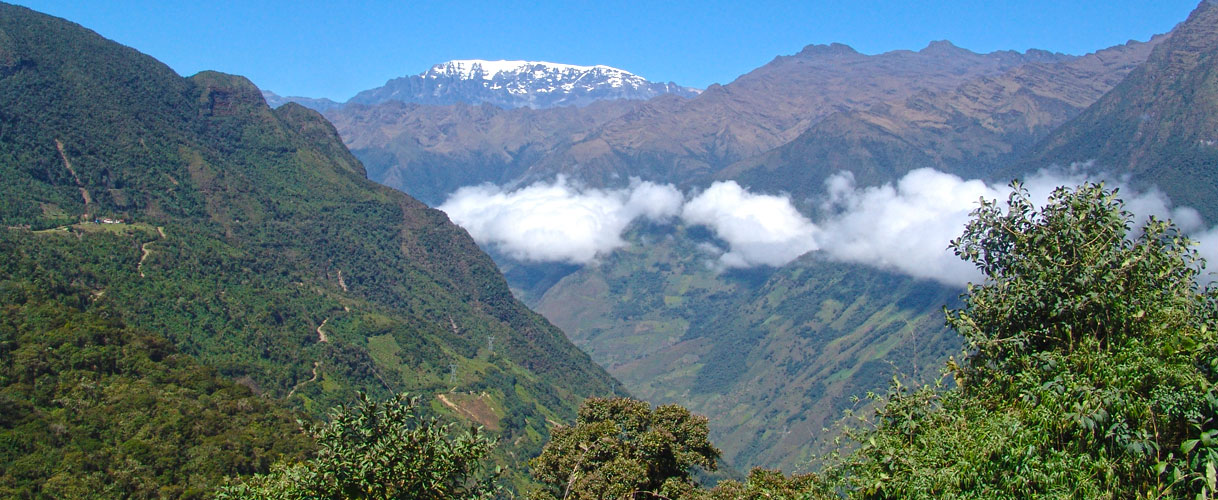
347,59,700,109
425,60,638,83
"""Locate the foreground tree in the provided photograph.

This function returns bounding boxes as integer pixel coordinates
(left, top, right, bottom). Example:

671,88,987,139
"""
528,397,721,499
217,393,499,500
828,183,1218,498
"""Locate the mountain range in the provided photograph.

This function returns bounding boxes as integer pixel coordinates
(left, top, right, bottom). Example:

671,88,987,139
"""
325,42,1075,205
5,0,1218,493
723,36,1161,204
350,59,700,109
307,1,1218,472
268,59,700,112
1016,0,1218,221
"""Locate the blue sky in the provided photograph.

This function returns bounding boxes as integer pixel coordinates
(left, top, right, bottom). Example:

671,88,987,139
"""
11,1,1200,100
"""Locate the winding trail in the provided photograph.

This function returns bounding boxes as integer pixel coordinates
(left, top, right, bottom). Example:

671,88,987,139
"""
136,226,165,278
437,393,463,414
137,243,153,277
54,139,91,207
286,361,320,398
316,317,329,343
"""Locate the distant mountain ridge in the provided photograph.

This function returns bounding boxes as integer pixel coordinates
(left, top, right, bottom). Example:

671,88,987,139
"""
261,90,342,112
329,41,1076,204
1015,0,1218,221
721,36,1161,202
268,59,700,112
348,59,700,109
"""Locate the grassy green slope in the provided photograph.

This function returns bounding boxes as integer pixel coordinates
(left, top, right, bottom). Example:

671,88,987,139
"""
0,3,616,493
533,226,960,471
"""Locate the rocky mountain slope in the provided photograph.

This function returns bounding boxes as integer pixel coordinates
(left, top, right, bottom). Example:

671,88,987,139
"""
518,42,1071,185
721,37,1161,202
326,98,646,204
1015,0,1218,221
0,3,617,493
331,42,1073,203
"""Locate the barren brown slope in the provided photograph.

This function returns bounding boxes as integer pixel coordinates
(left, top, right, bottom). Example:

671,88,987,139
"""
328,42,1070,202
324,99,644,204
518,42,1071,186
720,36,1159,201
1013,0,1218,221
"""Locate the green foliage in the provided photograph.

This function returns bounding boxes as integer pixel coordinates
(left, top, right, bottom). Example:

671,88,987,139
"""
947,182,1207,375
528,397,720,499
0,231,313,498
218,393,499,499
690,468,823,500
826,183,1218,498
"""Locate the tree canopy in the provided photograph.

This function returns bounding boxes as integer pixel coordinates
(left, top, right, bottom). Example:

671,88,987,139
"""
217,393,499,500
826,183,1218,498
528,397,721,499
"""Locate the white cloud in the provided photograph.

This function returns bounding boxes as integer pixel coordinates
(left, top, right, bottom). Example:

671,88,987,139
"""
1191,227,1218,285
681,181,819,268
439,169,1217,288
438,176,682,264
816,169,995,285
815,168,1217,287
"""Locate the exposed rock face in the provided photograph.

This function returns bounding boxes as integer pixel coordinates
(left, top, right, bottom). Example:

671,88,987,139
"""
1017,0,1218,221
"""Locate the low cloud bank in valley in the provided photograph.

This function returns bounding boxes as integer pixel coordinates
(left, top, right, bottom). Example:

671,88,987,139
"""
815,168,1210,286
815,169,993,285
680,181,819,268
439,176,682,263
440,169,1218,287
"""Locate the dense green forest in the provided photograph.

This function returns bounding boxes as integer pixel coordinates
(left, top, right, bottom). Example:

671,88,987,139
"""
0,230,313,498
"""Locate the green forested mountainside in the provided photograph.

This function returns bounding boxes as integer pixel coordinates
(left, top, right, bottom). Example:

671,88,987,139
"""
0,2,616,494
533,225,960,470
0,230,314,498
1016,0,1218,221
720,37,1157,203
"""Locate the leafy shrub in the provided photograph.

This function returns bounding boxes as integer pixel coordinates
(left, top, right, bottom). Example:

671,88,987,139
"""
528,397,720,499
826,183,1218,498
218,393,499,500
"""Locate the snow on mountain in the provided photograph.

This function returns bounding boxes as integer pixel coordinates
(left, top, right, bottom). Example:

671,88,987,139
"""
425,60,628,80
347,59,701,109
